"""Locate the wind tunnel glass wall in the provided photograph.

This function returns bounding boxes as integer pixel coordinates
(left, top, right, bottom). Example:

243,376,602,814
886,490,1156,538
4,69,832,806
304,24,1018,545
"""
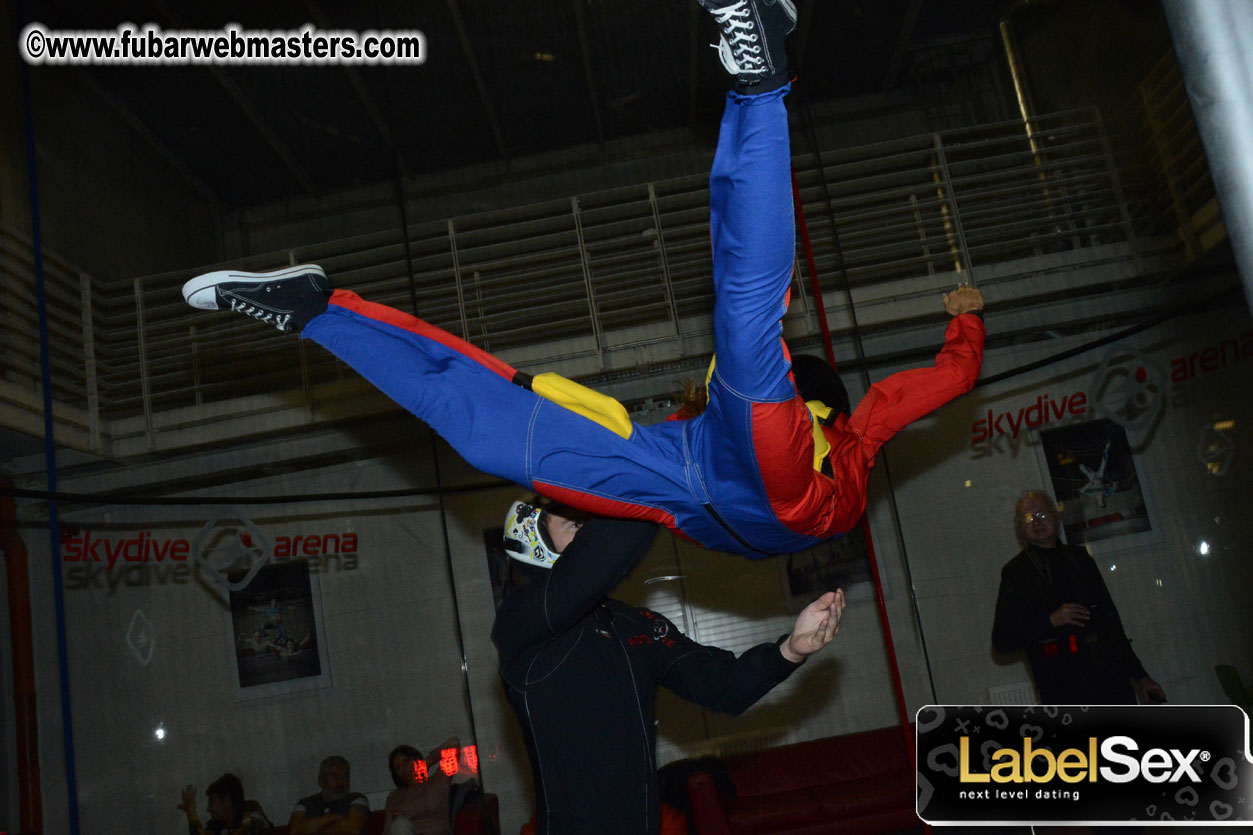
892,308,1253,708
6,1,1253,834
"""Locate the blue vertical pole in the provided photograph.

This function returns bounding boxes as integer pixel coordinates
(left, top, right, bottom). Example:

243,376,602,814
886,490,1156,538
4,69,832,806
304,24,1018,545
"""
17,15,81,833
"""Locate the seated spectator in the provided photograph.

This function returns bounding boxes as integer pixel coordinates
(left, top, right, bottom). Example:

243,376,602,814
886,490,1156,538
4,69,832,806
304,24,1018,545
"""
179,773,272,835
287,755,369,835
383,738,463,835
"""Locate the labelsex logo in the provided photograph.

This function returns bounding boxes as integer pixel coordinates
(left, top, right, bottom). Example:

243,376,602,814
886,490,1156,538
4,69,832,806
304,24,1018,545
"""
960,736,1207,785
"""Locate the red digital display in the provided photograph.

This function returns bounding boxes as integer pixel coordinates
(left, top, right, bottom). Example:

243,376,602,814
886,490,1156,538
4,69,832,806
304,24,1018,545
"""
440,747,458,776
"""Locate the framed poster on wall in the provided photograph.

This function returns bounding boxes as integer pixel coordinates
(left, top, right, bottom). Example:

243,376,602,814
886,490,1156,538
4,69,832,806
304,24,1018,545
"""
779,522,874,611
226,559,332,699
1037,418,1153,545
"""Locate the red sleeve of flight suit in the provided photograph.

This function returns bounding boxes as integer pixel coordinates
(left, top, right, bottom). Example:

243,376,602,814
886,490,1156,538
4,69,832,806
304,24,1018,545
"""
845,312,985,456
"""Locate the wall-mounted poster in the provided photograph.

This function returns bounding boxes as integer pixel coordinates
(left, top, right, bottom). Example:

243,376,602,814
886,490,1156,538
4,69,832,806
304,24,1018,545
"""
1038,418,1152,544
780,522,874,610
227,559,332,699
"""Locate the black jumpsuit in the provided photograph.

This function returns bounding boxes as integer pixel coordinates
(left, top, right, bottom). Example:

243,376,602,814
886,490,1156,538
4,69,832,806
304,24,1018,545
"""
492,518,801,834
992,543,1147,704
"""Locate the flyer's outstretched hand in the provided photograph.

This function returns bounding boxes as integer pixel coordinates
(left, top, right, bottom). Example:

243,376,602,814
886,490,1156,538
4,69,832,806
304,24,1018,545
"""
782,589,845,663
944,283,984,316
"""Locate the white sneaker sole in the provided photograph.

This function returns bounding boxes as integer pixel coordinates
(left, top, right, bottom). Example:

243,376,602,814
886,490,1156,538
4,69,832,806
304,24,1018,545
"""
182,264,327,311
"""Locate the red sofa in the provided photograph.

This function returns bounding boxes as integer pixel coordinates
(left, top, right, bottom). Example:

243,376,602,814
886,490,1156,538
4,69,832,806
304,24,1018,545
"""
687,725,918,835
272,791,499,835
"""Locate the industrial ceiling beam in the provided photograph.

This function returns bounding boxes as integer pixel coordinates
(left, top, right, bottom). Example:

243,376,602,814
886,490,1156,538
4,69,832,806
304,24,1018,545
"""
444,0,511,165
881,0,924,92
202,67,319,196
572,0,607,153
304,0,410,178
73,71,223,208
154,0,317,196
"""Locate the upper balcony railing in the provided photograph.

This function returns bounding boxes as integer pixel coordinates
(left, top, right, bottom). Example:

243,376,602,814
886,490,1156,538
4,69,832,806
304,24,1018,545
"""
0,96,1218,459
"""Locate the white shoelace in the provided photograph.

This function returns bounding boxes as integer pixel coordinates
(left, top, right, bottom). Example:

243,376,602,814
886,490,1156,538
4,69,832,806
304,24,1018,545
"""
709,2,766,75
228,298,291,331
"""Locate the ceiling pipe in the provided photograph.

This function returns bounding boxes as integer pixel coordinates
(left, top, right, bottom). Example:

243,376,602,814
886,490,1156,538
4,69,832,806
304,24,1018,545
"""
997,0,1066,139
1161,0,1253,317
997,0,1070,230
444,0,511,166
571,0,607,157
880,0,924,93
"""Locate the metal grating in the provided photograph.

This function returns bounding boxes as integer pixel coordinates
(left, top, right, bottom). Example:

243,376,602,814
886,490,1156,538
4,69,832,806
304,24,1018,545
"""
1,87,1219,457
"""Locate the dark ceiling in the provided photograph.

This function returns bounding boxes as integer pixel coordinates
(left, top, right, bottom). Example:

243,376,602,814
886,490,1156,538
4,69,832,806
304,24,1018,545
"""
21,0,1008,208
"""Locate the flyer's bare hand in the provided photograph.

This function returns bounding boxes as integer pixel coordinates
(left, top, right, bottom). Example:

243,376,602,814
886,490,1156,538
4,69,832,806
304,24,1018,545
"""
944,283,984,316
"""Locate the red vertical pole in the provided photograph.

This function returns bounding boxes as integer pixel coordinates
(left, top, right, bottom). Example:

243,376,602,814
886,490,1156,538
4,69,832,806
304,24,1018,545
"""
2,479,43,834
790,171,838,368
790,170,919,767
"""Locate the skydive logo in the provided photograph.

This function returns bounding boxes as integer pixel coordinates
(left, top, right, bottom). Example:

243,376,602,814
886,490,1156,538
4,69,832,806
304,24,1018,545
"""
970,391,1088,457
62,524,359,592
62,529,190,569
62,529,193,591
972,330,1252,456
971,391,1088,443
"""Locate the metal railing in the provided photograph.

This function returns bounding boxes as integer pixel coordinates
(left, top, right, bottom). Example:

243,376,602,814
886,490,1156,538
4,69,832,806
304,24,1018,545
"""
0,227,100,449
1,101,1216,456
1130,49,1223,258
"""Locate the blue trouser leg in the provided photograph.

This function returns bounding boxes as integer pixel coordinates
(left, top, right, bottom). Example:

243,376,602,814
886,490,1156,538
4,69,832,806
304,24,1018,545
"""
302,295,690,528
303,300,542,487
707,84,796,402
690,84,807,549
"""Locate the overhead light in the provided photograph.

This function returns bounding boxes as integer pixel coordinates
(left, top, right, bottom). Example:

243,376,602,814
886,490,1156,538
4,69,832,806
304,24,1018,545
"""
1199,541,1210,556
155,725,166,741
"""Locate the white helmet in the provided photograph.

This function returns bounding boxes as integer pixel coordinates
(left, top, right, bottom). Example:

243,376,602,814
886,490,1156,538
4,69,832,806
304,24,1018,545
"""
502,500,561,569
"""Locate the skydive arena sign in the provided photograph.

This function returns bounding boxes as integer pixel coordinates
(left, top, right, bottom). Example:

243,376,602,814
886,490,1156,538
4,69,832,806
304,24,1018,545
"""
917,705,1253,824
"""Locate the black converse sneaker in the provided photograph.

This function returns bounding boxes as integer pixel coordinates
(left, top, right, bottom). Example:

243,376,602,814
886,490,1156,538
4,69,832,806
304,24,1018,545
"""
182,265,331,333
699,0,796,93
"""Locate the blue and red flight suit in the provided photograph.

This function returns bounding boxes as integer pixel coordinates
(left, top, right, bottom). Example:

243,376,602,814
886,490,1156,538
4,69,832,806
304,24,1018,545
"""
302,85,985,556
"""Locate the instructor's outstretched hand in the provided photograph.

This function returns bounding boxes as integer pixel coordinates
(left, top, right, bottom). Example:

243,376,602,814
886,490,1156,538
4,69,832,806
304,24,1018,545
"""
781,589,846,663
